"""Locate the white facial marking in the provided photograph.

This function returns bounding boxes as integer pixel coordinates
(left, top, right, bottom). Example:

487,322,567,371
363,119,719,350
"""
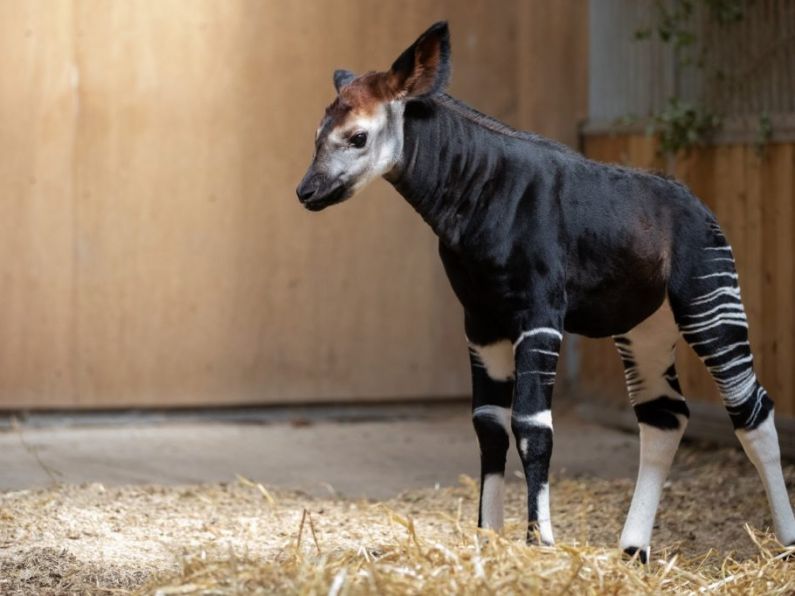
469,339,514,381
318,101,404,198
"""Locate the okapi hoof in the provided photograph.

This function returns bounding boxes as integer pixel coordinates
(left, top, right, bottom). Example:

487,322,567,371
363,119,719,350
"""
525,527,554,547
524,539,555,548
622,546,650,564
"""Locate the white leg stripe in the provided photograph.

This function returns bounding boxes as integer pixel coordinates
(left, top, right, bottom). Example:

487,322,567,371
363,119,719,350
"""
701,340,750,362
680,316,748,335
688,336,719,348
517,370,557,377
694,272,739,280
690,286,741,306
718,370,757,405
706,354,754,374
683,303,745,319
472,405,511,433
512,409,553,430
529,349,560,357
513,327,563,350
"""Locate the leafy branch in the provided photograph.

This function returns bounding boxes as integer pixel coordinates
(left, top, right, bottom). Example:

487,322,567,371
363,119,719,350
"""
632,0,771,158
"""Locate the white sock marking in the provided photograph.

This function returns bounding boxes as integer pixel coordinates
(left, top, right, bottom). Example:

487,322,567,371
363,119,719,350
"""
480,473,505,530
536,482,554,545
620,422,685,552
736,414,795,545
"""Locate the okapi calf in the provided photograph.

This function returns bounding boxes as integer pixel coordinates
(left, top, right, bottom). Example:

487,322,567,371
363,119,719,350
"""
296,22,795,561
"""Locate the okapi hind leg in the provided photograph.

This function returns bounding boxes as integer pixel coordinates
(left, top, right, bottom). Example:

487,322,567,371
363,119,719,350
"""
469,338,514,531
615,300,689,563
669,223,795,546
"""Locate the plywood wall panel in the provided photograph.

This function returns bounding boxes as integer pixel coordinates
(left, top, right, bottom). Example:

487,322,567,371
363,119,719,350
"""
0,3,77,404
0,1,586,408
517,0,589,148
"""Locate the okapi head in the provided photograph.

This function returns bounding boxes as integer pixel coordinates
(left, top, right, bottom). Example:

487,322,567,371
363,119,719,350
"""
296,21,451,211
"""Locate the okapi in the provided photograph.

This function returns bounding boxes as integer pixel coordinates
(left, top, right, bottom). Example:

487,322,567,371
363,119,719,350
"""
296,22,795,561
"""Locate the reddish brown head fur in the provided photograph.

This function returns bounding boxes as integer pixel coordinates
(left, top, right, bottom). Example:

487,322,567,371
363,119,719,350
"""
322,21,451,132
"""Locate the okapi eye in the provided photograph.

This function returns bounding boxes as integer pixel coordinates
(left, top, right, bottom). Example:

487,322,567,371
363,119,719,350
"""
350,132,367,148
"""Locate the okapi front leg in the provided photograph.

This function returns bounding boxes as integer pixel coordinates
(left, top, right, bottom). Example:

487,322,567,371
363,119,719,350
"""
469,339,514,530
511,326,561,545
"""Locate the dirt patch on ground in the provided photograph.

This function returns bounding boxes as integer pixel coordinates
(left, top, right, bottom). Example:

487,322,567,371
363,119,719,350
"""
0,445,793,594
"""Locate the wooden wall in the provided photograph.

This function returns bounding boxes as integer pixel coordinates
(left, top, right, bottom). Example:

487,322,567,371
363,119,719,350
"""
581,134,795,417
0,1,587,409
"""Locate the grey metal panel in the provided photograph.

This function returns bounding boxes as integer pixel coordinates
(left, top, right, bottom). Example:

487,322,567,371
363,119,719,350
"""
588,0,795,126
589,0,675,123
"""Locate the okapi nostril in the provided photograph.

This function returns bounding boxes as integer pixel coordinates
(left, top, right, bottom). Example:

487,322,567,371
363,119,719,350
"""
296,185,315,202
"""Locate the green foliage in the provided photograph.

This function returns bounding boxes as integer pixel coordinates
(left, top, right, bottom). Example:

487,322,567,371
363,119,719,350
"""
754,111,773,157
632,0,768,158
647,98,722,156
704,0,747,23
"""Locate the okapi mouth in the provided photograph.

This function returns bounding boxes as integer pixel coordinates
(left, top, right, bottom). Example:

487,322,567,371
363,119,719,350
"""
302,184,350,211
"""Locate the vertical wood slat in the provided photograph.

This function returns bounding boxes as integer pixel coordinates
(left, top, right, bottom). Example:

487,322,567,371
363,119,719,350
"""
769,145,795,416
581,134,795,417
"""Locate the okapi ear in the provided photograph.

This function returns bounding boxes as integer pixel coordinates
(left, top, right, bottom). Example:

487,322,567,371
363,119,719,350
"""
387,21,451,99
333,69,356,93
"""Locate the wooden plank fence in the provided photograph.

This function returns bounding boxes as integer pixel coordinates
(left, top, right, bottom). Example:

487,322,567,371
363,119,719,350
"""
580,134,795,418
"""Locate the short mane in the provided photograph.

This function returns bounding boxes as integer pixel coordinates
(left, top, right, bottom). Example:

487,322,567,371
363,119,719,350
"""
432,94,578,156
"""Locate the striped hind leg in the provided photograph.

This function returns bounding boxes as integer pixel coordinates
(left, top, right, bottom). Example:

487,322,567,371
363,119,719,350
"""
670,224,795,546
615,300,689,563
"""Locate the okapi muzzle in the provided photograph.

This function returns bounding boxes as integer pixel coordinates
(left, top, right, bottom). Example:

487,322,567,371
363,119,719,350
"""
295,169,350,212
296,20,795,560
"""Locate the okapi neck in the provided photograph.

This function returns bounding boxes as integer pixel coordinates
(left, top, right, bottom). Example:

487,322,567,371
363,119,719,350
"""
384,98,509,250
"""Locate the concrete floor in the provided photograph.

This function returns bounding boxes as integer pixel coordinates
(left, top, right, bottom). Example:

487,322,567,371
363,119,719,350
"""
0,402,640,499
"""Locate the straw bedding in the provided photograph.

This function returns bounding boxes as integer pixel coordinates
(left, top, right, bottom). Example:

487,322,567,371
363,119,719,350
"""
0,445,792,594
